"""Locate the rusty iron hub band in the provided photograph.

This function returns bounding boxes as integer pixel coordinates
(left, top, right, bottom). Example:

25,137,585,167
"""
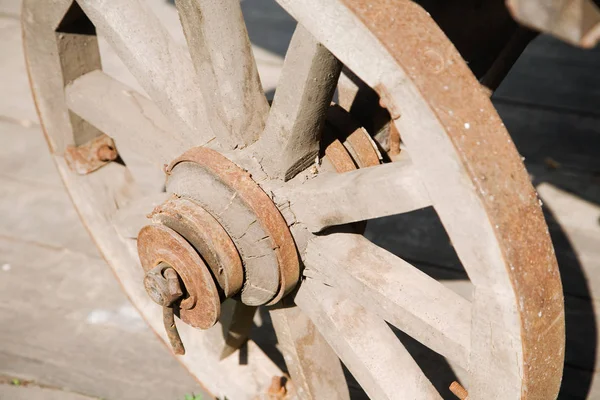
166,146,300,306
138,196,247,354
150,196,244,299
326,105,381,168
136,108,377,344
324,105,381,171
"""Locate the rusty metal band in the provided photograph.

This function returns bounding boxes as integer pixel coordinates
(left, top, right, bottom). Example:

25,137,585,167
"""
345,129,380,167
327,105,380,167
324,139,357,173
167,147,300,305
150,196,244,298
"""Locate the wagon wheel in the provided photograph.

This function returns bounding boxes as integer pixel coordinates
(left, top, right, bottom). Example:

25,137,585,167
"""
22,0,565,399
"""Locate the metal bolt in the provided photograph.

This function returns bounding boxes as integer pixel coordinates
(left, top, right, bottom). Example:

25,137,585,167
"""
144,262,185,355
96,144,118,162
267,376,287,399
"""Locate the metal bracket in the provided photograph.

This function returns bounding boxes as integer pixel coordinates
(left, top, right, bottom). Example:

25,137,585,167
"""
65,134,118,175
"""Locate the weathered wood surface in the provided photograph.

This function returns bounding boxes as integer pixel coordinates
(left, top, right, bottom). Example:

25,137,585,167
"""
175,0,269,149
304,233,471,369
65,71,187,167
285,158,431,231
269,299,351,399
5,0,600,398
0,119,205,399
75,0,214,146
0,384,97,400
506,0,600,48
253,24,342,180
296,280,442,400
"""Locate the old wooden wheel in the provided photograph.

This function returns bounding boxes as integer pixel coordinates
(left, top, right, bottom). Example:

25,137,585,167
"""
22,0,565,399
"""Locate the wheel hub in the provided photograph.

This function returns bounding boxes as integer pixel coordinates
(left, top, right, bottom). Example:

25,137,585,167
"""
165,147,301,304
136,109,382,352
136,147,302,352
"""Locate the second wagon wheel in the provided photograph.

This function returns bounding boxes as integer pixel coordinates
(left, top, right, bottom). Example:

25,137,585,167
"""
22,0,565,398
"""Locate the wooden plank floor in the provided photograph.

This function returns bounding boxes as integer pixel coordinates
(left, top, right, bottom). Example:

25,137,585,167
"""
1,0,600,398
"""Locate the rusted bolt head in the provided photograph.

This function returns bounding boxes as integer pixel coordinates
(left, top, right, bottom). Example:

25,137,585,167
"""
97,144,118,162
143,263,183,307
267,376,288,398
137,224,221,329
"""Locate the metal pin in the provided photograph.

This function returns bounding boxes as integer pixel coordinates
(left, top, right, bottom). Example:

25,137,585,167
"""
449,381,469,400
144,263,185,355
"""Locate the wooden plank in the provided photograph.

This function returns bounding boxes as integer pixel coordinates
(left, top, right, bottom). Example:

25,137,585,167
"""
76,0,214,146
269,299,350,399
494,51,600,118
0,384,97,400
495,101,600,171
0,173,100,258
519,34,600,68
0,237,205,400
295,280,442,400
284,159,431,232
506,0,600,48
305,233,471,368
175,0,269,149
252,24,342,181
65,71,188,167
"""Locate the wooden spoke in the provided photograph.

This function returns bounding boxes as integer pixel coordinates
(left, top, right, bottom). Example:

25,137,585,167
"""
204,300,257,360
285,159,431,232
252,24,342,181
269,299,350,399
296,280,442,400
175,0,269,149
76,0,213,146
65,71,188,167
305,233,471,368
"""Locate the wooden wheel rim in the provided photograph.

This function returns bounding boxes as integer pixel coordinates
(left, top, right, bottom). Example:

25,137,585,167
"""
22,0,565,399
